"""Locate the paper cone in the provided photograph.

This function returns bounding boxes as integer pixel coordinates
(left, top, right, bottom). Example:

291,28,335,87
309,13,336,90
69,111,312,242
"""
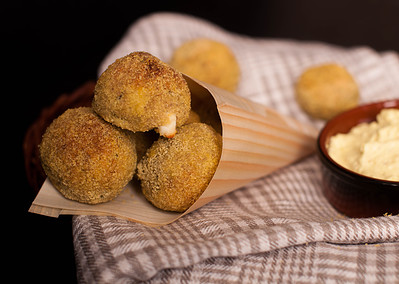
29,75,318,226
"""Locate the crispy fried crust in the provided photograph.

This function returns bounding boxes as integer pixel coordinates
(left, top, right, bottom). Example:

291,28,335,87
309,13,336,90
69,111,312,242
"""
185,110,201,125
137,123,222,212
170,38,240,92
295,63,359,120
92,52,191,135
132,131,157,162
39,107,137,204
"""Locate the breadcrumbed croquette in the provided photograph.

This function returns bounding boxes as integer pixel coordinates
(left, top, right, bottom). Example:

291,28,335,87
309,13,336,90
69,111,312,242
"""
170,38,240,92
39,107,137,204
132,131,157,162
185,110,201,125
295,63,359,120
137,123,222,212
93,52,191,138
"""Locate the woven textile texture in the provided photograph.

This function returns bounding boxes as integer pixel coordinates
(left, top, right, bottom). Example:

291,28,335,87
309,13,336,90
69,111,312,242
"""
73,12,399,283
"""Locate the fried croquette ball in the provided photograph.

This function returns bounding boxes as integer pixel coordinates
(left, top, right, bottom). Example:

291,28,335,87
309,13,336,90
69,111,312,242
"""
39,107,137,204
185,110,201,125
137,123,222,212
170,38,240,92
93,51,191,138
132,131,157,162
295,63,359,120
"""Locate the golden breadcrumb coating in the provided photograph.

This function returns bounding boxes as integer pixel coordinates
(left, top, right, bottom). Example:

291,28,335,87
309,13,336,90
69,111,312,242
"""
185,110,201,125
93,51,191,137
132,131,157,162
39,107,137,204
137,123,222,212
295,63,359,120
170,38,240,92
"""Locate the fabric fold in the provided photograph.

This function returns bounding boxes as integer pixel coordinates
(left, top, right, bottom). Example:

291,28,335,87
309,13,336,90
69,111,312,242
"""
73,156,399,282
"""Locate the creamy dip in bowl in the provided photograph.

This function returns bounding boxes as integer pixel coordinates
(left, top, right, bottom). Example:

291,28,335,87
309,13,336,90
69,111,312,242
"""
327,109,399,182
317,99,399,218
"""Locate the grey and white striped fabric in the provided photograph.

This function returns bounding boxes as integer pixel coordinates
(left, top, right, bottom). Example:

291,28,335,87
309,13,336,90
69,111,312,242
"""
73,12,399,283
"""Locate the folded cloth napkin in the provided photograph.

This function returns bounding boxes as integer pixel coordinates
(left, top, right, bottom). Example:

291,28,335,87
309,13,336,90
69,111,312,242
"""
73,12,399,283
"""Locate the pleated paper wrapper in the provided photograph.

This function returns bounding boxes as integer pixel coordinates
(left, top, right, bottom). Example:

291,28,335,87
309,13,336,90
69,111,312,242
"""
29,76,318,226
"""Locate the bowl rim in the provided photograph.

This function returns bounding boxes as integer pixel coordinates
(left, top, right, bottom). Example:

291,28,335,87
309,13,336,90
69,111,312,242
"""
317,99,399,187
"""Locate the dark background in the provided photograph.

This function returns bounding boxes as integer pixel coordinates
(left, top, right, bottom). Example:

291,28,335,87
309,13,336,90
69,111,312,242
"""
7,0,399,282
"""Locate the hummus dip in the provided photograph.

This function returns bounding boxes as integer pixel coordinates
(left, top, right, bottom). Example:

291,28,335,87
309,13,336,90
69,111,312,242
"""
327,108,399,181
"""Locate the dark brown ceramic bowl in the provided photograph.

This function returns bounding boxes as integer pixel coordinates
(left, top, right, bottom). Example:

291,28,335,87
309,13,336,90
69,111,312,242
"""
317,99,399,218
